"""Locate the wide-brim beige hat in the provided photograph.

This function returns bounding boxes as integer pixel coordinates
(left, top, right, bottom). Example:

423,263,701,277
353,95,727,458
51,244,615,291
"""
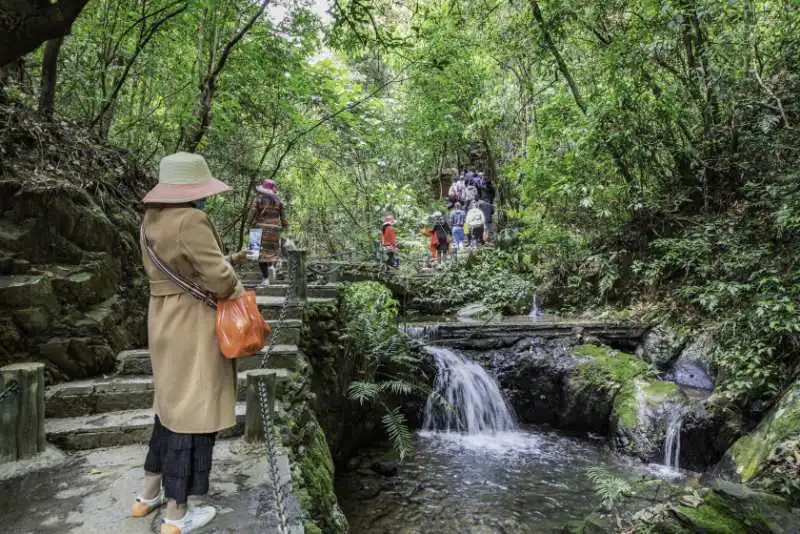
142,152,232,204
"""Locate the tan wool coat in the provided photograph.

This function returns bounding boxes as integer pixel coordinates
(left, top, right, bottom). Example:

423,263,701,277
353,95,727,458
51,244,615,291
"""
141,206,244,434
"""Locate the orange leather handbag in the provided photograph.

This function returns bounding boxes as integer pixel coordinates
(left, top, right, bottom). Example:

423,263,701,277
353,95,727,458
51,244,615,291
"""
142,228,271,359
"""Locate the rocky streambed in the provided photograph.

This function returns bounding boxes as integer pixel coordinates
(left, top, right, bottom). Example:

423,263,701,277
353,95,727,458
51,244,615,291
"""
335,321,800,533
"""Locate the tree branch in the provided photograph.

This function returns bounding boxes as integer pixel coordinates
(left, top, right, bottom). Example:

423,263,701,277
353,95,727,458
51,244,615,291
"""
0,0,90,67
90,2,187,129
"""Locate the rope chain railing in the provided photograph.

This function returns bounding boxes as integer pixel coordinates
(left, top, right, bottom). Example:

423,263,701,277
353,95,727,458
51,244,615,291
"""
255,254,295,533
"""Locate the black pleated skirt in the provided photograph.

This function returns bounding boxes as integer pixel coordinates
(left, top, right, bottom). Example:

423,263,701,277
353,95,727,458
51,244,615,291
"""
144,416,217,504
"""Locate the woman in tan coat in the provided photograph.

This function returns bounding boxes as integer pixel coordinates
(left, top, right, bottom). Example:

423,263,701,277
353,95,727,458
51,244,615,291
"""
133,152,244,534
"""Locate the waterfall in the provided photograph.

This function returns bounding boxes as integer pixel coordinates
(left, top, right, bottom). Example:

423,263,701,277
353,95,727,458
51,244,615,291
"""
403,324,440,342
528,294,541,318
422,346,517,434
663,411,684,469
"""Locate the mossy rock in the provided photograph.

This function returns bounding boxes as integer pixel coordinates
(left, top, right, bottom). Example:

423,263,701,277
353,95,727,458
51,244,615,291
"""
560,345,650,434
611,379,687,461
722,377,800,492
291,415,348,534
628,480,800,534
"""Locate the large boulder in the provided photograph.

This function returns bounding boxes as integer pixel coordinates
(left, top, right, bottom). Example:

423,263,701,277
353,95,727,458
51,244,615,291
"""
484,337,580,426
0,103,153,381
638,327,686,369
717,377,800,503
666,332,716,391
560,345,650,434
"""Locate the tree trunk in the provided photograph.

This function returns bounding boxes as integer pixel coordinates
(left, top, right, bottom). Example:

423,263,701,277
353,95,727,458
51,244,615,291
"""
528,0,587,114
180,0,270,152
0,0,90,67
38,37,64,120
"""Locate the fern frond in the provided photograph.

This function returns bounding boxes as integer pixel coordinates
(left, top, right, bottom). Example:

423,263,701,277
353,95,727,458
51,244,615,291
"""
347,381,381,405
379,379,415,396
382,407,413,461
585,466,631,509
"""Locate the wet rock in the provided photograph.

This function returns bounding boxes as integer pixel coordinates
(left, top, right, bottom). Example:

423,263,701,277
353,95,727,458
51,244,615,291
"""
560,345,649,434
610,379,688,462
0,105,152,377
679,395,744,471
639,327,685,369
666,332,716,390
485,337,578,426
370,460,399,477
345,457,361,472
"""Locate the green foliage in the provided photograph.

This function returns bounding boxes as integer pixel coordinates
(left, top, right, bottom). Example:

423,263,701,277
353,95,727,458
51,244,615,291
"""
585,466,632,509
9,0,800,419
399,248,536,314
341,282,425,460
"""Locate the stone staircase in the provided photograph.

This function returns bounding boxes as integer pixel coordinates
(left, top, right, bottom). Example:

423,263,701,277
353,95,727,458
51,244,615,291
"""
43,281,338,451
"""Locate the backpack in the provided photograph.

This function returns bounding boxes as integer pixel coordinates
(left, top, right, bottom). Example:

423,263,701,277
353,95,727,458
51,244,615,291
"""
434,221,449,241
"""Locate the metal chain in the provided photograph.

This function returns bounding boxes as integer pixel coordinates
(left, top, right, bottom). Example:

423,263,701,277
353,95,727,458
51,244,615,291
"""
255,255,295,532
0,380,19,404
257,379,290,533
259,255,294,369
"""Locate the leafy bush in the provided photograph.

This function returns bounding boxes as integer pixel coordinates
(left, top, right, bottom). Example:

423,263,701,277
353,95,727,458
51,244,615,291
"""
398,248,536,314
341,282,426,460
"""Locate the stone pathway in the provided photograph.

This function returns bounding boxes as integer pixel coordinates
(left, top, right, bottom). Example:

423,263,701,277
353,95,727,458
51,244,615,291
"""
0,440,302,534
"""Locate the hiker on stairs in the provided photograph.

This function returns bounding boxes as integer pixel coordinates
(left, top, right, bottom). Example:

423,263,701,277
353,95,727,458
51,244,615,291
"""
247,179,288,287
138,152,244,534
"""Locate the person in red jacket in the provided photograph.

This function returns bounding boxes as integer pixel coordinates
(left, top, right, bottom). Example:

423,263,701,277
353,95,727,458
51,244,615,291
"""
381,215,399,268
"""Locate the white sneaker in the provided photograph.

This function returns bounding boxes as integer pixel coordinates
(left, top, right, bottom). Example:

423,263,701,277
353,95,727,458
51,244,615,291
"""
160,505,217,534
261,279,270,288
131,489,166,517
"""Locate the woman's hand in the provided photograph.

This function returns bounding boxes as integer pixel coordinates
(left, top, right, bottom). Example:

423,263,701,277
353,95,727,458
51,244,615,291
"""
226,249,249,266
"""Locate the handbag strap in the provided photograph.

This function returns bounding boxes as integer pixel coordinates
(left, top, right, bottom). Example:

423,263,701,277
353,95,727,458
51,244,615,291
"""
140,226,218,310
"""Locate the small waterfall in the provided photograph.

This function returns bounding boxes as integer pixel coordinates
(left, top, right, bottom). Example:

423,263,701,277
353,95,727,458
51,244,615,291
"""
663,410,685,469
528,294,541,318
422,346,517,434
403,324,440,341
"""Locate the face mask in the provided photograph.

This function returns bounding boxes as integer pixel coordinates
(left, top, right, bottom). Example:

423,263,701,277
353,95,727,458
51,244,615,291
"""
193,199,207,210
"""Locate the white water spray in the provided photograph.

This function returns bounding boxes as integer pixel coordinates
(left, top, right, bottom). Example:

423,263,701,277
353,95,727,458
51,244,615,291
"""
422,347,517,434
663,411,684,469
528,294,541,318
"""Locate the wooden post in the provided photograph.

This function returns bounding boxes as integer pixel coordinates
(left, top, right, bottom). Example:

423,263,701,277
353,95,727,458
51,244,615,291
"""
287,249,307,304
0,362,46,463
244,369,277,443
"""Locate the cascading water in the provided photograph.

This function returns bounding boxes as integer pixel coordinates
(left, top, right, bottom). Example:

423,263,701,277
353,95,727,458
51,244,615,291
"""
663,410,685,469
403,324,440,342
422,346,517,433
528,294,541,318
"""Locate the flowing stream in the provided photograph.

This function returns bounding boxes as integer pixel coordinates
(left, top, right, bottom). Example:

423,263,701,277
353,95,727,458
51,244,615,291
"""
338,347,684,534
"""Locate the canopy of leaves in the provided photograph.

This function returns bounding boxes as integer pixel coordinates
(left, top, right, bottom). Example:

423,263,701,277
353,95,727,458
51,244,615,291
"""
5,0,800,414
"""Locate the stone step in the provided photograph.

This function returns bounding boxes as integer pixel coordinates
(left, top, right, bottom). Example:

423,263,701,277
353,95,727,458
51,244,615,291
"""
257,295,302,319
116,344,302,376
46,369,296,418
45,403,250,451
